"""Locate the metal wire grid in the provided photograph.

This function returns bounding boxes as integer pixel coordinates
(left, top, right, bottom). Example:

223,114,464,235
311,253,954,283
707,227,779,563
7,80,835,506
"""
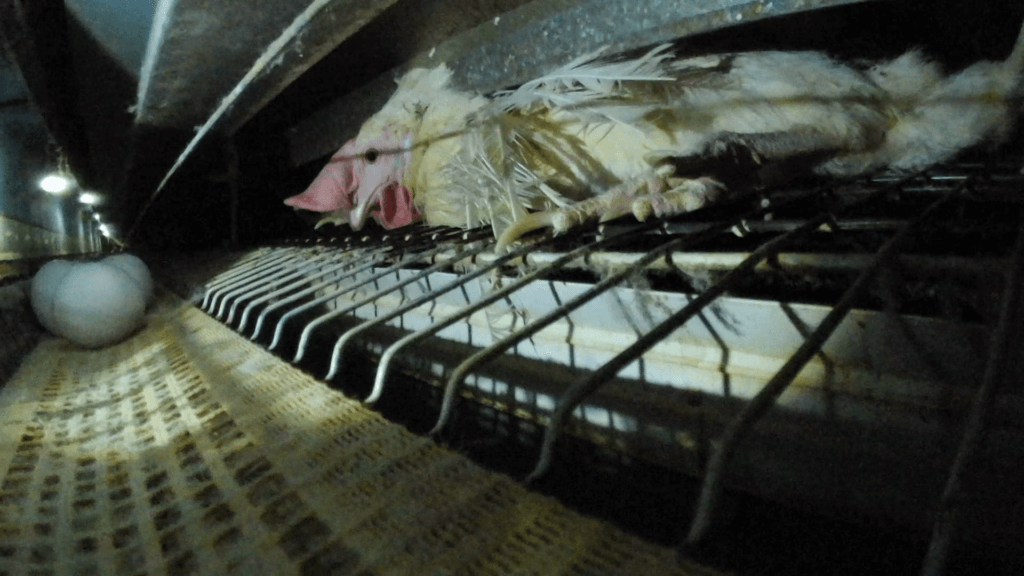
189,164,1023,574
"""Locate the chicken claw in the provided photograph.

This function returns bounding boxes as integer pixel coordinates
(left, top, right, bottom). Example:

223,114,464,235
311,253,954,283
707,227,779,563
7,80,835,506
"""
495,167,725,251
632,177,727,221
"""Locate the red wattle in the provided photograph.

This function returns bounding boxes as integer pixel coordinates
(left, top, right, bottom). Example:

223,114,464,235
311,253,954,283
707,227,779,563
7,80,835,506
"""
375,183,421,229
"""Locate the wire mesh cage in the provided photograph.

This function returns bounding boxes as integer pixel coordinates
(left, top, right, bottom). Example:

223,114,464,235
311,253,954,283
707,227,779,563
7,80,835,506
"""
166,155,1024,574
3,0,1024,574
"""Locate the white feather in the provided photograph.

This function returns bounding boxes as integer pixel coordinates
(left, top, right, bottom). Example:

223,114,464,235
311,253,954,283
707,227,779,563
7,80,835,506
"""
490,44,676,113
300,24,1024,240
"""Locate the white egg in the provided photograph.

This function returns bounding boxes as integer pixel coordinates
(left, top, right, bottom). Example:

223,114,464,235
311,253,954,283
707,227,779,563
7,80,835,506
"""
53,261,146,348
30,259,75,335
103,253,153,305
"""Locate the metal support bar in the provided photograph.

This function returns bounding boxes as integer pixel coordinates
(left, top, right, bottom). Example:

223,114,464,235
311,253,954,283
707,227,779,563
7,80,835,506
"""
504,249,1002,278
683,190,956,549
127,0,402,242
919,209,1024,576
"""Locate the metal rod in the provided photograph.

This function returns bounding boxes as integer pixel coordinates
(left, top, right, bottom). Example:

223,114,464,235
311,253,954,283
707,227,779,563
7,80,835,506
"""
291,244,457,362
429,218,743,436
523,212,831,484
425,178,910,437
495,250,1002,278
126,0,349,243
237,251,355,332
203,248,300,308
210,250,305,316
919,210,1024,576
268,249,390,350
426,181,890,430
199,249,271,308
202,249,296,310
323,233,561,381
250,256,367,339
267,229,489,348
226,252,335,325
219,253,323,321
356,232,646,403
683,190,955,549
520,172,930,484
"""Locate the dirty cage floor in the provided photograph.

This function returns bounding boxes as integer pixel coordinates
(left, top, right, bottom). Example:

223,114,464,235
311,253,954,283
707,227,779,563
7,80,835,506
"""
0,294,720,575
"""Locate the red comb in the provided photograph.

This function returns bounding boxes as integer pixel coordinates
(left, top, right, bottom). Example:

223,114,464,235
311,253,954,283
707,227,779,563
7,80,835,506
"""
283,140,359,212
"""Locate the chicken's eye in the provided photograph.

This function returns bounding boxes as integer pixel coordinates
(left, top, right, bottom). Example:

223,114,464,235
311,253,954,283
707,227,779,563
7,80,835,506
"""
365,149,379,163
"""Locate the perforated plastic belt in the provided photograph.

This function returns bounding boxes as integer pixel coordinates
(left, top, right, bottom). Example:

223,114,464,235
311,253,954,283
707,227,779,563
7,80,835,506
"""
0,293,721,575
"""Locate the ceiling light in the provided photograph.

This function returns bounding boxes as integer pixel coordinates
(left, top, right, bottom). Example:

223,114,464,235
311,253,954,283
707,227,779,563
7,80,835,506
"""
39,174,72,194
79,192,101,205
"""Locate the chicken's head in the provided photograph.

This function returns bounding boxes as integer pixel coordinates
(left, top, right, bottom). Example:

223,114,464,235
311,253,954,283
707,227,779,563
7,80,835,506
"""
284,127,420,230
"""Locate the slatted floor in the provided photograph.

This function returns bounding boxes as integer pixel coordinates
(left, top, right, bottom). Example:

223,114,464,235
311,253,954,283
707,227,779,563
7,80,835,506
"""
0,292,722,576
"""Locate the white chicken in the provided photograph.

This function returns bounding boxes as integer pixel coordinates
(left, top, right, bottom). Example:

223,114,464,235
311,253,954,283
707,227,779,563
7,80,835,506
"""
284,22,1024,247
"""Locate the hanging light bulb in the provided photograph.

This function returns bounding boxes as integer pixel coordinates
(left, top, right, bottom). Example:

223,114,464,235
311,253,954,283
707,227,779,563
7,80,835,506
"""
39,174,72,194
79,192,102,205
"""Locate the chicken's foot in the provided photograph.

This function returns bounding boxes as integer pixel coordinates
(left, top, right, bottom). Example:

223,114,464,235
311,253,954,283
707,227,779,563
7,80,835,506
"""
495,166,725,251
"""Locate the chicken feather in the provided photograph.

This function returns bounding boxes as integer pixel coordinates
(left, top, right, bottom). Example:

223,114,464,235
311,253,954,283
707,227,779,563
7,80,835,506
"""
285,21,1024,245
